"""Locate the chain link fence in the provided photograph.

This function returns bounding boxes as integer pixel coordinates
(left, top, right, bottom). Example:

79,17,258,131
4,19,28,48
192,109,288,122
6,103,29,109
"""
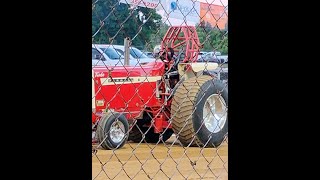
92,0,228,179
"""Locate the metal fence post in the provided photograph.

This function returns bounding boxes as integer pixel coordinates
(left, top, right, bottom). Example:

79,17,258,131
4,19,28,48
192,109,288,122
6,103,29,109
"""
124,37,130,66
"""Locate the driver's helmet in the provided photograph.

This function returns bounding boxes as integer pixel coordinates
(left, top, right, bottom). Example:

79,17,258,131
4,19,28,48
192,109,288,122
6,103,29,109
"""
153,45,161,57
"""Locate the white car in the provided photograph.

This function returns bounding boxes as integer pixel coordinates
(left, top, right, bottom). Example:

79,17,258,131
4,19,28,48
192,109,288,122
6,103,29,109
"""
92,44,124,67
111,45,156,65
198,51,226,63
197,51,208,60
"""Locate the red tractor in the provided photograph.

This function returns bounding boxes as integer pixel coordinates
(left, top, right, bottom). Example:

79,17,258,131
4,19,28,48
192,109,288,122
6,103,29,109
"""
92,26,228,150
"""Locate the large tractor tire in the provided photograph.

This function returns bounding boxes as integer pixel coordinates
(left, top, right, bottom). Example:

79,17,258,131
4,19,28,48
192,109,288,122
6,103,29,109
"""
129,124,173,143
96,112,129,150
171,75,228,147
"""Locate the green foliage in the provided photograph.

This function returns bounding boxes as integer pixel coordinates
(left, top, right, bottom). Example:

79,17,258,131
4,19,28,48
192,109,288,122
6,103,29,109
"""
92,0,162,50
92,1,227,54
196,23,228,54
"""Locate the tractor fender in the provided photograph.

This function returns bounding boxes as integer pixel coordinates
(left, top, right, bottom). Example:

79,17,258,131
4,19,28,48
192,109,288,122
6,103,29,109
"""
178,62,218,80
197,70,218,78
190,62,218,73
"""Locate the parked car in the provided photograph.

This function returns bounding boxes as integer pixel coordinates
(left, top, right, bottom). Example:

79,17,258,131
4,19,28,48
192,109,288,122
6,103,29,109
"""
92,44,155,66
213,51,222,56
197,51,208,60
145,52,154,58
197,52,223,63
199,51,208,56
217,55,228,63
111,45,156,65
92,44,124,67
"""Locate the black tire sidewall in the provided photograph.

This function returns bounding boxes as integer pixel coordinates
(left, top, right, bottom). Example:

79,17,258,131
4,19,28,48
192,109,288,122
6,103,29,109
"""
98,112,129,149
193,79,228,147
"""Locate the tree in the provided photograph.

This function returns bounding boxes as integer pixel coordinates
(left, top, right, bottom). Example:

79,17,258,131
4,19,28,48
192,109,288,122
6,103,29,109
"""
92,0,228,54
196,23,228,54
92,0,162,50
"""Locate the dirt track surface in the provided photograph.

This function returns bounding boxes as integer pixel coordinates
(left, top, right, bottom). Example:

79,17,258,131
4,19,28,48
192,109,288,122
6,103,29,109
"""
92,136,228,180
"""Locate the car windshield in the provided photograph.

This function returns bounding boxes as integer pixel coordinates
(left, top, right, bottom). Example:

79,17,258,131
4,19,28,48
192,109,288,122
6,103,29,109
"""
115,48,148,59
130,48,148,59
212,51,221,56
115,49,124,56
100,47,122,60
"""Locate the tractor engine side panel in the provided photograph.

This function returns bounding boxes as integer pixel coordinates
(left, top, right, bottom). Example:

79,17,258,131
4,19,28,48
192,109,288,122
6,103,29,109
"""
96,77,162,118
93,61,165,121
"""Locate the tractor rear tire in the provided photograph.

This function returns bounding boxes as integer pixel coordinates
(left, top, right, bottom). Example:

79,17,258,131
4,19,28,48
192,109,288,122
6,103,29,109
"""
96,112,129,150
171,75,228,147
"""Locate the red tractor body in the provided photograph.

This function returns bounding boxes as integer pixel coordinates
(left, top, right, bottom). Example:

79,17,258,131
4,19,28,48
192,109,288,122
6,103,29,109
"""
92,60,171,132
92,26,228,150
93,26,201,132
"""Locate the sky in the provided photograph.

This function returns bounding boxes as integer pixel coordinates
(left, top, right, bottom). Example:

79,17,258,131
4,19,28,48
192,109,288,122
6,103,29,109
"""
157,0,228,26
198,0,228,6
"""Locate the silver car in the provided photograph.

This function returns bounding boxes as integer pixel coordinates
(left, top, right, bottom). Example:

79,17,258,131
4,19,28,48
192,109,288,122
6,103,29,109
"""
112,45,156,65
92,44,124,67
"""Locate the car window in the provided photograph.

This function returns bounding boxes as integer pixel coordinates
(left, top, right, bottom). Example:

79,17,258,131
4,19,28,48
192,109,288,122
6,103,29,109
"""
214,51,221,56
92,48,102,59
130,48,148,59
115,47,148,59
115,48,124,56
100,48,122,60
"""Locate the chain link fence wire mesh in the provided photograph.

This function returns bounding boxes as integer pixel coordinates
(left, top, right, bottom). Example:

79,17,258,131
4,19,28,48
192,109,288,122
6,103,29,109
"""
92,0,228,179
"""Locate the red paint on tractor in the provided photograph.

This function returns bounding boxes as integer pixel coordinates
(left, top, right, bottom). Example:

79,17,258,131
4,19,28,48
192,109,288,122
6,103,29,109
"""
93,26,201,135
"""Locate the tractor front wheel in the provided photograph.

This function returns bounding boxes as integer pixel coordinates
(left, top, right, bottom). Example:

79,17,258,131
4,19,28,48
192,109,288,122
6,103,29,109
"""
96,112,129,150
